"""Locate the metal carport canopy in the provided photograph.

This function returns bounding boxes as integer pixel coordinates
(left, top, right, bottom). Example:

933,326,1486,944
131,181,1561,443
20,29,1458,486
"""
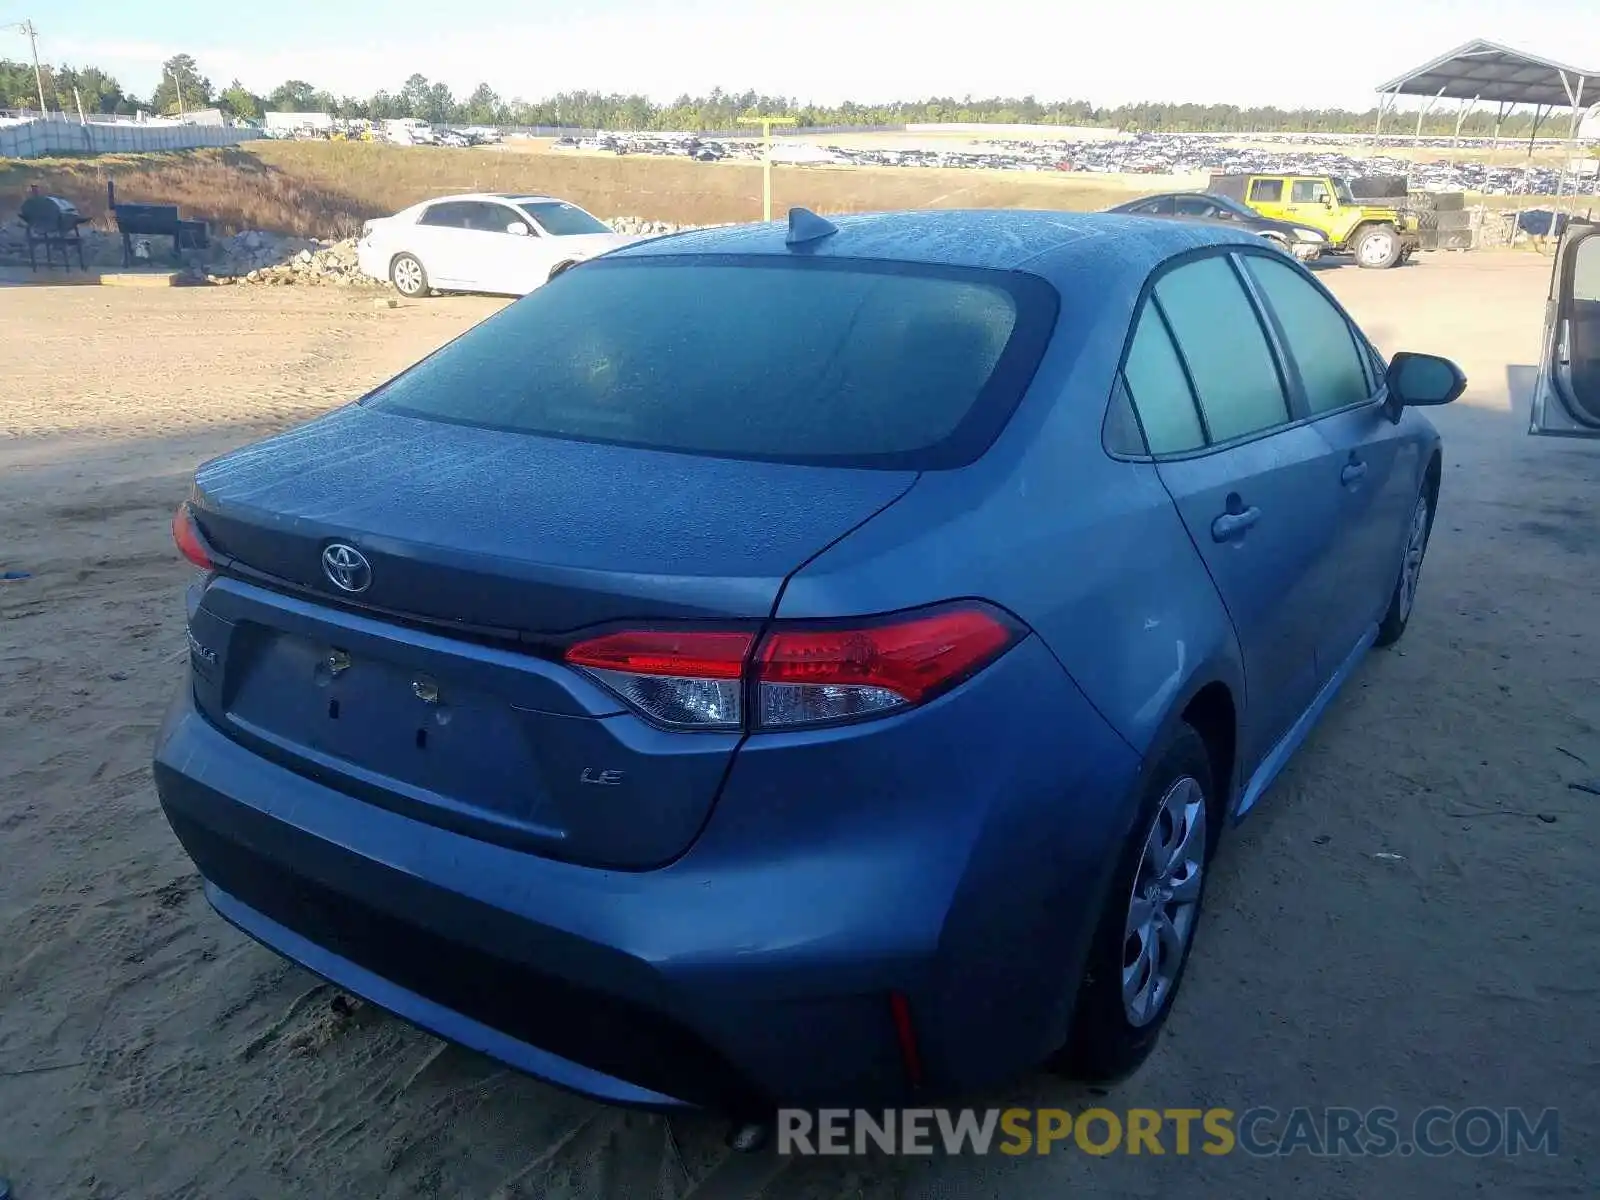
1375,39,1596,109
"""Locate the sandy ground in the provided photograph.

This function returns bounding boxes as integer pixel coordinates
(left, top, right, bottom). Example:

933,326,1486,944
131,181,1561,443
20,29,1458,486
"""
2,253,1598,1199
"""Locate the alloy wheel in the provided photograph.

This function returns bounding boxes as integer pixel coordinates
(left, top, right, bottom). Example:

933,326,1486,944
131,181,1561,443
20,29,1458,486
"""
392,257,424,296
1122,775,1207,1027
1398,494,1431,622
1358,232,1395,267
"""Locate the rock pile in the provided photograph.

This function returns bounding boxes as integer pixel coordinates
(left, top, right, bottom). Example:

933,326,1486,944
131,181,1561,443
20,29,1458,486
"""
607,216,693,237
201,231,377,287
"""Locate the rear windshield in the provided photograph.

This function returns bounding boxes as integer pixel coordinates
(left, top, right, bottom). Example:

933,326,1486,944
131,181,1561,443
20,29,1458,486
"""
362,255,1059,470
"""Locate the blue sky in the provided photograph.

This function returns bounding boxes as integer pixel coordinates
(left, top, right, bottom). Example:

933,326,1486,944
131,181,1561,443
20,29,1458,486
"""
17,0,1600,111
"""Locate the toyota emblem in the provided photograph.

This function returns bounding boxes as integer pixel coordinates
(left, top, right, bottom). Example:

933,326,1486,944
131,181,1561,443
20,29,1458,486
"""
321,543,372,593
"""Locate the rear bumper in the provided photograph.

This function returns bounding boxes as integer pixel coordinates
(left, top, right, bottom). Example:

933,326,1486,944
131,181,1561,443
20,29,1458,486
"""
153,636,1141,1109
355,241,387,283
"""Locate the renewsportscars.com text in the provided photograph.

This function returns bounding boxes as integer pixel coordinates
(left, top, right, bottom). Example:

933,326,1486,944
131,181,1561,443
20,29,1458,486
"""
776,1106,1559,1158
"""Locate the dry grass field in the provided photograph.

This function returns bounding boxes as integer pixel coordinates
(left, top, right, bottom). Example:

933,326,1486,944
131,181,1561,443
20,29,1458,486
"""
0,135,1587,245
0,142,1160,239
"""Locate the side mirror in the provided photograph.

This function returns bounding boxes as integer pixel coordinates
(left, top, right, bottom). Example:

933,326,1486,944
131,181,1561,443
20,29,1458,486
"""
1384,351,1466,420
1321,196,1333,207
506,222,530,236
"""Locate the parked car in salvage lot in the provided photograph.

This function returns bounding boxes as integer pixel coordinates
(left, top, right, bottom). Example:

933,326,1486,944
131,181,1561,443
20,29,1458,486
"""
157,208,1468,1127
1530,217,1600,438
1104,191,1327,260
1209,172,1420,268
356,193,643,298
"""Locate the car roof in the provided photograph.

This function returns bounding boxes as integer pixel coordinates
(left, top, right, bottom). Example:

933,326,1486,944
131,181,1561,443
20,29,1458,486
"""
607,209,1261,288
1115,191,1236,204
408,193,562,209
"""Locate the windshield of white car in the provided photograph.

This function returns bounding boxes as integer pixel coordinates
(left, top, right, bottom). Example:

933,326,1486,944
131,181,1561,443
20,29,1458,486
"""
519,202,611,236
361,255,1061,470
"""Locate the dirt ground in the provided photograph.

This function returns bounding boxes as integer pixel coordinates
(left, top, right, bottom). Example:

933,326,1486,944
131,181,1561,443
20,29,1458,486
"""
1,251,1597,1199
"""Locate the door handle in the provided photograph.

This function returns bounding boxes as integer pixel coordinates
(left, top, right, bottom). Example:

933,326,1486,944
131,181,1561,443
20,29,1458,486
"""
1211,506,1262,542
1341,460,1368,485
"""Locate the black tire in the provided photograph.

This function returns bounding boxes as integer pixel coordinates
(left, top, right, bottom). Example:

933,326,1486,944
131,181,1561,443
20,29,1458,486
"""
1376,483,1436,648
1354,224,1402,269
390,252,430,298
1052,723,1219,1083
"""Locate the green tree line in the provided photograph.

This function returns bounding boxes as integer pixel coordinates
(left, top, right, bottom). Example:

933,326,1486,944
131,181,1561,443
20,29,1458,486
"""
1,53,1557,137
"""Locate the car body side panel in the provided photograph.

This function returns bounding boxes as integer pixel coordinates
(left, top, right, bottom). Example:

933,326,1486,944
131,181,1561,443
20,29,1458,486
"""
776,267,1246,771
1311,403,1432,664
1154,427,1337,772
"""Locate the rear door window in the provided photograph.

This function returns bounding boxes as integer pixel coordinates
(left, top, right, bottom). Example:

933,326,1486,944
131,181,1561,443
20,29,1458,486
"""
362,256,1059,470
1249,179,1284,203
1154,255,1290,443
419,202,470,228
1243,254,1372,415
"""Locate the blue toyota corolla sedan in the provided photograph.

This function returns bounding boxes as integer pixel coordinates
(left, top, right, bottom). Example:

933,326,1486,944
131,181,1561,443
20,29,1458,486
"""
154,208,1465,1115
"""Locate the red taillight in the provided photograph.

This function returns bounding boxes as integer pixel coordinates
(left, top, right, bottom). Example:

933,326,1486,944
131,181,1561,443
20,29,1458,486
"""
756,607,1017,727
172,503,213,570
563,629,752,679
562,603,1020,732
564,629,754,731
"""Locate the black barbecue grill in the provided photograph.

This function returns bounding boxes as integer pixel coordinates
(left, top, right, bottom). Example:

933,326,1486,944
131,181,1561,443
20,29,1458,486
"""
18,191,89,272
107,178,210,267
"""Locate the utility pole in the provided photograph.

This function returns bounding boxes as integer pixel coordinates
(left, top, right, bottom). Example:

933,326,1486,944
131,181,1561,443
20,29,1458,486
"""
738,114,797,222
169,66,186,118
5,19,48,114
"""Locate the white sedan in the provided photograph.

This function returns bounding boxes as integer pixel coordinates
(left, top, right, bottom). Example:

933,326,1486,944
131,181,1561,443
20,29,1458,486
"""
356,193,643,298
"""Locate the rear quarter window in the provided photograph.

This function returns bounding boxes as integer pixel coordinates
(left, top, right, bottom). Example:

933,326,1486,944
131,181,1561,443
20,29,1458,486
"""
362,256,1059,470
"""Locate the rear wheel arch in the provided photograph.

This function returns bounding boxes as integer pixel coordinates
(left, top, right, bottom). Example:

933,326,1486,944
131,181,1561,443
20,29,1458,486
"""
1126,663,1243,833
1180,681,1237,821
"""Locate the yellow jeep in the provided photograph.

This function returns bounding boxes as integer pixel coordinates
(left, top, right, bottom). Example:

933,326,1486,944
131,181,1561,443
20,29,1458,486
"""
1208,173,1419,269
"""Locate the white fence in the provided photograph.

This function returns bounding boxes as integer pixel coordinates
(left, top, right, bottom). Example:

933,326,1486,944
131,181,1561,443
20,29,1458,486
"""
0,118,261,159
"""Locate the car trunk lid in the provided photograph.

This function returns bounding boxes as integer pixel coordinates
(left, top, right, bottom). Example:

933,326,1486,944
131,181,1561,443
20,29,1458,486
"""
185,405,917,867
